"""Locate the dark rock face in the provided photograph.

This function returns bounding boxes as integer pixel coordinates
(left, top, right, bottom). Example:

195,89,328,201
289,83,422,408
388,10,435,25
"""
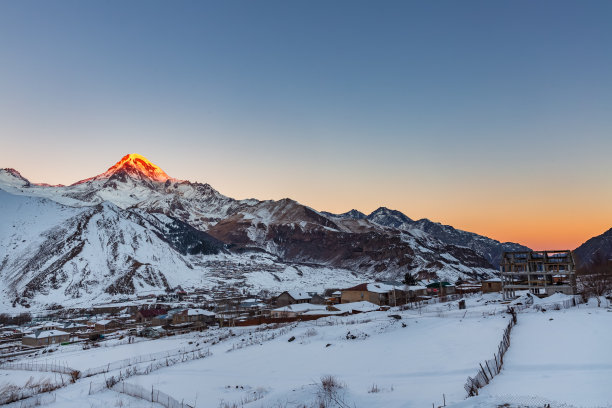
574,228,612,267
207,208,494,281
157,216,225,256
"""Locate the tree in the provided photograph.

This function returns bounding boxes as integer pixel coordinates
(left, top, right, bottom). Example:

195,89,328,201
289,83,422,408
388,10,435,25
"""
577,251,612,307
403,272,418,286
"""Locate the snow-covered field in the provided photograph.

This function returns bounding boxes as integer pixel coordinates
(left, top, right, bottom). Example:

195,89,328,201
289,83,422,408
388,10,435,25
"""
477,303,612,407
125,311,507,408
3,294,611,408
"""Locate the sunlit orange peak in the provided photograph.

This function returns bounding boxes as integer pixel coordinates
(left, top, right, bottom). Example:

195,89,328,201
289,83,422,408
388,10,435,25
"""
102,153,173,182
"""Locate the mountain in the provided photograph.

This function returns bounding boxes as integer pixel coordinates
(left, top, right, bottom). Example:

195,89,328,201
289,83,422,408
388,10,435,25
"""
573,228,612,267
360,207,530,268
0,154,512,310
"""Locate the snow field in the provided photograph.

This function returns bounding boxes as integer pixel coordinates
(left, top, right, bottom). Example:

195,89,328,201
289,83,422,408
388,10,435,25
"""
478,306,612,407
125,310,509,407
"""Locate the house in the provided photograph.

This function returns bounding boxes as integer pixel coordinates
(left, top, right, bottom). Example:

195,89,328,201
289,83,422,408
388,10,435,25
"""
22,330,70,347
151,314,173,326
333,301,381,314
94,319,120,333
481,278,502,293
456,282,482,295
62,322,88,333
426,281,456,296
135,308,168,323
327,291,342,305
274,291,315,307
404,285,427,300
172,309,216,325
270,303,328,318
340,283,405,306
37,322,61,331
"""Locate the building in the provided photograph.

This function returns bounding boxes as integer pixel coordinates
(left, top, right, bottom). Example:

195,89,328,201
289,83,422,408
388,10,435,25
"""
425,281,456,296
22,330,70,347
404,285,428,300
274,291,318,306
340,283,405,306
270,303,327,318
500,250,577,299
62,322,88,333
172,309,216,325
135,308,168,323
94,319,120,333
481,278,502,293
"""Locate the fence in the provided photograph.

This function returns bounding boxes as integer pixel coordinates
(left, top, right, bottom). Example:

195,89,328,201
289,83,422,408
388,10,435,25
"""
533,295,582,312
88,347,211,396
81,343,211,377
0,379,61,406
0,361,77,375
464,312,516,397
5,392,57,408
112,382,192,408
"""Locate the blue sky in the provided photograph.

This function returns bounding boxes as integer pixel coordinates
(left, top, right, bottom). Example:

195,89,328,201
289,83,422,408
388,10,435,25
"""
1,1,611,248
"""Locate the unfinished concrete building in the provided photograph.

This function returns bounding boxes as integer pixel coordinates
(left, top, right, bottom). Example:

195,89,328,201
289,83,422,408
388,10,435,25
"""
500,250,577,299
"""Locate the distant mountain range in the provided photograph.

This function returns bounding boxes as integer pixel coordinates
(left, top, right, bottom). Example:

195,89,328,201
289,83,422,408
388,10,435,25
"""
0,153,534,310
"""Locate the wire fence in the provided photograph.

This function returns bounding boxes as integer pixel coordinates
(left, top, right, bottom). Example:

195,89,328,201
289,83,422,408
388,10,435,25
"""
0,379,61,406
0,361,76,375
533,295,582,312
81,343,212,377
88,347,212,397
10,392,57,408
464,311,516,397
112,382,193,408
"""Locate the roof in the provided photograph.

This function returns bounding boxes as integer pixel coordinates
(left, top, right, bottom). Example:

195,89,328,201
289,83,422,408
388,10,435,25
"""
484,278,502,282
334,301,380,313
186,309,215,316
25,330,69,339
285,291,312,300
95,319,115,325
138,308,168,318
425,281,453,288
272,303,327,313
63,322,87,328
342,283,401,293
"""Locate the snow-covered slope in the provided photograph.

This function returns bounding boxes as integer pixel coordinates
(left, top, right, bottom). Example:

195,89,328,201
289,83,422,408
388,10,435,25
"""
573,227,612,267
362,207,530,268
0,189,227,309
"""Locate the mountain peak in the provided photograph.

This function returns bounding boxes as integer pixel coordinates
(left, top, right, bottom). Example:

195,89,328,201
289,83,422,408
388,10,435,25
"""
74,154,176,185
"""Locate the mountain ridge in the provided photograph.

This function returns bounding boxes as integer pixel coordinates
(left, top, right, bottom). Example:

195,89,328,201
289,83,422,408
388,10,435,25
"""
0,154,534,309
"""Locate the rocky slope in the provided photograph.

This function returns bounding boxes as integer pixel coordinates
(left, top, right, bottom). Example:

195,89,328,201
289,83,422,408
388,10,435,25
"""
573,228,612,267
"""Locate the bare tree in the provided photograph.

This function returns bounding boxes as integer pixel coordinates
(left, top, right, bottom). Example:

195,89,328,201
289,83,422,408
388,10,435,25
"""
577,251,612,307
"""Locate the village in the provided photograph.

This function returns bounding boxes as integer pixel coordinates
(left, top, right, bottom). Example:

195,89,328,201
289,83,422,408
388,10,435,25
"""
1,250,608,408
0,250,579,357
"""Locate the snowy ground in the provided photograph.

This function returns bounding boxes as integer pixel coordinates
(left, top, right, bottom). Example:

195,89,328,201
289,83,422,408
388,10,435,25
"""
126,311,507,408
476,302,612,407
3,294,611,408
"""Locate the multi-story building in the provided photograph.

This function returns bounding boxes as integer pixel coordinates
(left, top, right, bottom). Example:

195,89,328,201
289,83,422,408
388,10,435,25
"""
500,250,576,299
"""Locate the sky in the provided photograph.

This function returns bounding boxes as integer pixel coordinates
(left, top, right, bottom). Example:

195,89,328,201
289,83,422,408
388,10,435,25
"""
0,0,611,250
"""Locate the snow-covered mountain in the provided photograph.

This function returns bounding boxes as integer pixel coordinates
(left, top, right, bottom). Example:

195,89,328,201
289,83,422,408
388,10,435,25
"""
0,154,514,310
323,206,530,268
573,228,612,267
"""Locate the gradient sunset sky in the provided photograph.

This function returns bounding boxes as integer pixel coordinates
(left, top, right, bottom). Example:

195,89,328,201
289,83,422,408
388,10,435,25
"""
1,1,611,250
